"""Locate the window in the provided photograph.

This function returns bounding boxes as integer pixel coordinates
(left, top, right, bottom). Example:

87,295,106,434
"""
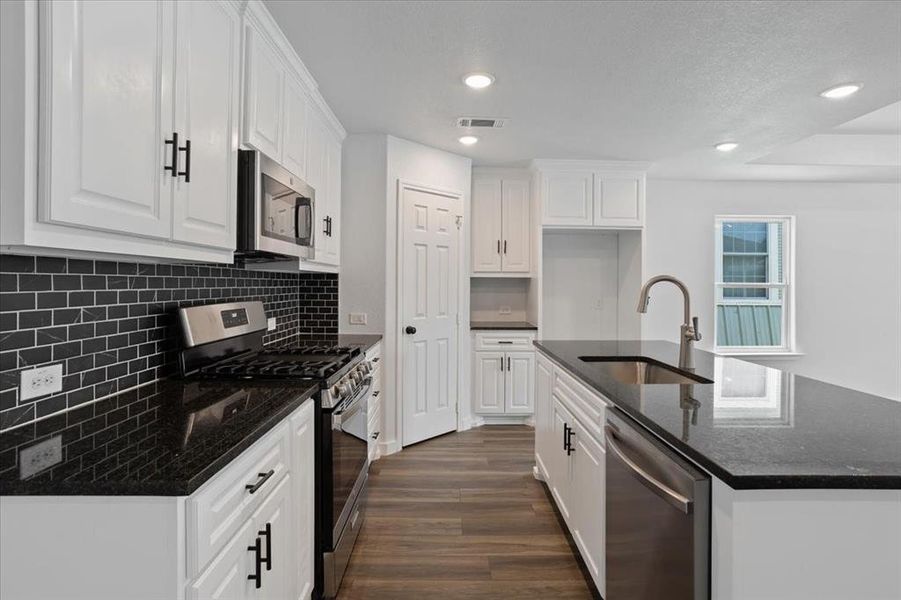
714,216,794,354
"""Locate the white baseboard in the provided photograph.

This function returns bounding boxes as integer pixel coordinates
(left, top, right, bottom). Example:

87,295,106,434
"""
471,415,535,426
379,439,402,457
532,465,545,482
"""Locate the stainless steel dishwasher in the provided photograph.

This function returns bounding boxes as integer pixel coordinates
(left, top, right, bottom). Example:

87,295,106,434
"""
605,409,710,600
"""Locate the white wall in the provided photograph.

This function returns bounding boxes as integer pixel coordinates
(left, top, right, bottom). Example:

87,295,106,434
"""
644,179,901,400
340,134,471,453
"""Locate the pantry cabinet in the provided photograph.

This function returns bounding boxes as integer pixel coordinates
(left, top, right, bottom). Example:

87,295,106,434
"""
534,161,647,229
471,173,531,273
472,331,535,417
534,350,608,596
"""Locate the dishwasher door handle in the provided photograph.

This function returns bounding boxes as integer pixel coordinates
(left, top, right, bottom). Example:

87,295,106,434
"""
605,425,692,514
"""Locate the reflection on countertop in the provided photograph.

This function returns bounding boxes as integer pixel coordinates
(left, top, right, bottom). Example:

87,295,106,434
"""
534,339,901,490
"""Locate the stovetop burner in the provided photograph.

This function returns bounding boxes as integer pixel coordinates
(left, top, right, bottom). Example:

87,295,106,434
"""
195,345,361,381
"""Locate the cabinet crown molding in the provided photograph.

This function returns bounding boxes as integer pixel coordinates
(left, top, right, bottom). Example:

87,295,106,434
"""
529,159,652,173
243,0,346,140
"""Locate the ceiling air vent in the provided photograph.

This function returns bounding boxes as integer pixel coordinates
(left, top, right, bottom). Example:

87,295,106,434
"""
456,117,506,129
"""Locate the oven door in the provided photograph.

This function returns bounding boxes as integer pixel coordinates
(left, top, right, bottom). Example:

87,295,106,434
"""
331,378,371,542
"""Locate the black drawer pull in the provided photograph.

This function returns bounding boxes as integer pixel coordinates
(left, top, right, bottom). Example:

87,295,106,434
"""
245,469,275,494
372,391,380,397
258,522,272,571
371,431,380,440
247,537,263,589
567,429,576,456
497,341,513,344
372,357,380,363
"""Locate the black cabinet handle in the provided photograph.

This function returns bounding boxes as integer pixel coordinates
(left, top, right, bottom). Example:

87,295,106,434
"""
323,217,329,235
258,523,272,571
497,341,513,345
372,357,380,363
245,469,275,494
247,536,263,589
507,356,511,371
504,240,507,254
164,133,178,176
497,240,500,254
372,391,380,397
371,431,380,440
178,139,191,182
562,423,568,450
567,428,575,455
405,326,416,335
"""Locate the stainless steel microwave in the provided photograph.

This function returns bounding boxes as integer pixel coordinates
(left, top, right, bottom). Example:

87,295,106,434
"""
237,149,315,260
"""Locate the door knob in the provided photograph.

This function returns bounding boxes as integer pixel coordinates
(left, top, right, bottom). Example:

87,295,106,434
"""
405,326,417,335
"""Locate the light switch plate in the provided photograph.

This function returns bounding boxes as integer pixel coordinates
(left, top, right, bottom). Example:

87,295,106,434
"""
20,364,63,401
349,313,368,325
267,317,277,331
19,435,62,479
498,306,512,315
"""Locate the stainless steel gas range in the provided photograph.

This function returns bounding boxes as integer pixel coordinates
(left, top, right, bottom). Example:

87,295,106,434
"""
177,301,372,599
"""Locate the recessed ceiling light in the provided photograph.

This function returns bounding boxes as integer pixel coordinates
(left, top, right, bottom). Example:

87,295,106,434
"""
715,142,739,152
459,135,479,145
819,83,862,99
463,73,495,89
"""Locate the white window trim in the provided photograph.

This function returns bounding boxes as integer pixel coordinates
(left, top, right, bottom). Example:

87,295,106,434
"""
714,215,796,355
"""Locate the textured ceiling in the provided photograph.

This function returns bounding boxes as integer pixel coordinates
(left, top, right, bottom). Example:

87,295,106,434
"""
265,0,901,181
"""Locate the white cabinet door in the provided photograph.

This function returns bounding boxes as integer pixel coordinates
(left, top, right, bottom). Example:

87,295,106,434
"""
474,352,505,413
594,175,643,228
306,111,329,260
534,354,554,477
290,403,315,600
471,179,502,272
282,77,309,181
188,519,256,600
42,0,175,239
253,475,292,600
322,135,342,266
501,180,530,272
550,399,574,522
172,0,239,249
571,421,606,595
542,171,593,227
244,27,284,160
505,352,535,414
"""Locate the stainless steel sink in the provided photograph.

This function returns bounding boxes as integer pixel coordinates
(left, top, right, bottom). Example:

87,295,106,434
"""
578,357,713,385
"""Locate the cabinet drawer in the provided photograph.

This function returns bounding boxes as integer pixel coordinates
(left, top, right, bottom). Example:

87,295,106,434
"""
187,422,290,577
365,343,382,362
553,367,609,444
475,331,536,351
368,395,381,433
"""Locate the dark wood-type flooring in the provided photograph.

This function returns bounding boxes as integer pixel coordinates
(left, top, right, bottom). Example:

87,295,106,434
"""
338,426,599,599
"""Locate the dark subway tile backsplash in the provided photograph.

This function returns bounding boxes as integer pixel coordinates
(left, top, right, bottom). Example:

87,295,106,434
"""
0,254,338,430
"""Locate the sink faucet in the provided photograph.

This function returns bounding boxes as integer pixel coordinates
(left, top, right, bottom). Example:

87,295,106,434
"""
637,275,702,370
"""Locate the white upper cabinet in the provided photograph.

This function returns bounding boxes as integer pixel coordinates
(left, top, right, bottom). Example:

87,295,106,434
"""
471,173,531,273
172,0,240,249
243,26,285,161
40,1,176,240
593,175,644,228
501,180,531,272
472,179,503,272
541,171,594,227
535,161,647,229
322,135,342,266
282,76,309,181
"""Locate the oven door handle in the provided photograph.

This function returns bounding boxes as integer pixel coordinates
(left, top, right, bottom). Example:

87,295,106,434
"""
333,377,373,420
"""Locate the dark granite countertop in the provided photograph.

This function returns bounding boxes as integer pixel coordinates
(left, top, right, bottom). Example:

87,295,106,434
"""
471,321,538,331
534,340,901,490
0,379,317,496
288,333,383,352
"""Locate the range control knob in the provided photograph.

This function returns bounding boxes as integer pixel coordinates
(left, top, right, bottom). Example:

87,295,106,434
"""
360,362,372,375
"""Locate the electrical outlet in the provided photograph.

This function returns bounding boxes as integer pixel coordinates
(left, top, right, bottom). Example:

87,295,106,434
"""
267,317,277,331
19,435,62,479
19,364,63,401
349,313,368,325
498,306,512,315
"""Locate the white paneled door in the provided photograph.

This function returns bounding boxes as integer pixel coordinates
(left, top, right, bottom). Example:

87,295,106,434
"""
401,183,461,446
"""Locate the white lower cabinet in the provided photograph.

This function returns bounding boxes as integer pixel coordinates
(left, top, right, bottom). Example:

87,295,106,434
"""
367,342,383,463
0,399,315,600
472,331,536,416
535,352,607,596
